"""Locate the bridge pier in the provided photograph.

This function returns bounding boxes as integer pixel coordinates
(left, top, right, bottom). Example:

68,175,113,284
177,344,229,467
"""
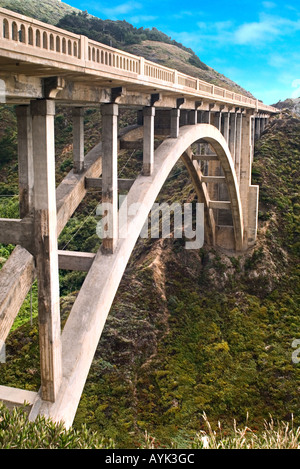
171,108,180,138
229,112,237,162
101,103,119,254
255,117,261,140
16,105,34,218
240,111,259,247
31,99,62,403
72,107,85,173
235,112,242,185
143,106,155,176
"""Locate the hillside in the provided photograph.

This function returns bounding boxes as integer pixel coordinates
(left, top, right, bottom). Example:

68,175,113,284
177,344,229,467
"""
273,98,300,117
0,0,299,450
0,105,299,447
0,0,79,24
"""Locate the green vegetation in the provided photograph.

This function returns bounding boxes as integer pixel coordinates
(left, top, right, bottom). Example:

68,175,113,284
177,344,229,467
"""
1,402,300,449
0,0,79,24
0,107,299,448
56,10,208,70
0,0,299,449
0,402,113,449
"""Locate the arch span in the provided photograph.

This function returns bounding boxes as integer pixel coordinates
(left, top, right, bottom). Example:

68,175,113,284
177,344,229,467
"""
29,123,244,427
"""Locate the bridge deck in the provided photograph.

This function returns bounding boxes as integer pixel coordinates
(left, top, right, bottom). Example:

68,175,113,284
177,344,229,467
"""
0,7,277,113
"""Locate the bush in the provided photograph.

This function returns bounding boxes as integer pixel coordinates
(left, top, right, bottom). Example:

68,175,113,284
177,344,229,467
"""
0,403,114,449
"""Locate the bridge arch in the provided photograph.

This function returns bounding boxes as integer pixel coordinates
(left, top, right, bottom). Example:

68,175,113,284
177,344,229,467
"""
128,123,244,251
29,123,244,427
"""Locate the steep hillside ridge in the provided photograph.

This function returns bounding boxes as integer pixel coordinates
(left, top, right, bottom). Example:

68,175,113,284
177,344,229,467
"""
125,40,253,97
273,98,300,116
0,0,79,24
0,107,299,447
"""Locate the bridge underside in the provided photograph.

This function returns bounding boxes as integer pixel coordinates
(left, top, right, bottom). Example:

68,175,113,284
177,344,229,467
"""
0,5,275,424
0,111,258,426
0,95,266,425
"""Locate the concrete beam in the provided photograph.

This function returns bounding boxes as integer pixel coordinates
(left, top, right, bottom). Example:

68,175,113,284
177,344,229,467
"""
192,154,219,161
85,177,134,192
201,176,226,183
58,251,95,272
0,217,34,252
208,200,231,210
0,245,36,344
0,385,37,411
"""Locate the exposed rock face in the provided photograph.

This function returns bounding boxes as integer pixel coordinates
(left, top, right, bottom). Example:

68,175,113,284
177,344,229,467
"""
273,97,300,116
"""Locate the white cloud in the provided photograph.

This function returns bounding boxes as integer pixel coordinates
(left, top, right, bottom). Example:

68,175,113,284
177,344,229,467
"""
93,1,142,19
262,1,276,8
268,53,288,68
233,14,300,45
129,15,158,24
234,20,278,44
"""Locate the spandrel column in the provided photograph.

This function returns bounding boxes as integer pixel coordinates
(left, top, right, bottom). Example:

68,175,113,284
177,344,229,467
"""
16,105,34,218
101,103,119,254
73,107,85,173
31,99,62,403
170,108,180,138
143,106,155,176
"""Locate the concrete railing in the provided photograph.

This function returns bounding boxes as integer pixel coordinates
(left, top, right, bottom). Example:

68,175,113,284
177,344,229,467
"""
0,7,277,113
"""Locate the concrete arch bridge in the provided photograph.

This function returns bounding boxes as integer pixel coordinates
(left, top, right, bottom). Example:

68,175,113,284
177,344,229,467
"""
0,7,277,426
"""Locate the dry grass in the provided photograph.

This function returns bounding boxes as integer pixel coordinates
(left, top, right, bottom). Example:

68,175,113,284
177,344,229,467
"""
191,413,300,449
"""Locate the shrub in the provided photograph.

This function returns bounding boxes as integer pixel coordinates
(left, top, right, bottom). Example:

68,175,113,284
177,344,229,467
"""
0,403,114,449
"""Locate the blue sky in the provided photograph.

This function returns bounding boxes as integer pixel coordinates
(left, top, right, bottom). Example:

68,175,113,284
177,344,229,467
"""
62,0,300,104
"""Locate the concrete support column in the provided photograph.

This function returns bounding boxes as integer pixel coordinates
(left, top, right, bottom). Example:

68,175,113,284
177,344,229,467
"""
240,111,256,248
229,112,237,162
235,113,242,184
170,108,180,138
16,105,34,218
179,110,188,126
72,107,85,173
143,106,155,176
30,99,62,403
214,112,222,131
222,112,230,143
188,110,197,125
255,117,261,140
101,103,119,253
200,110,210,124
251,116,255,150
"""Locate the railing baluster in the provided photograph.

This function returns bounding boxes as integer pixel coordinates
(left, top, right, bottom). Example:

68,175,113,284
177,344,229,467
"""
0,7,276,112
